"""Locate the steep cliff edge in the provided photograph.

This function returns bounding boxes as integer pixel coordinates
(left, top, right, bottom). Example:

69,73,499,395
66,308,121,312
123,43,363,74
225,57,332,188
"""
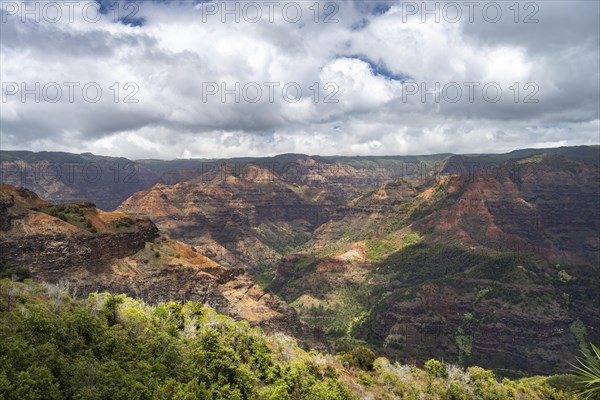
0,184,326,350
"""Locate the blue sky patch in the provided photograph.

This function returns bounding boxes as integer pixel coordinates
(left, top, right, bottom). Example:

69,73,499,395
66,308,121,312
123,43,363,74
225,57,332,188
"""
351,18,370,31
337,54,411,82
95,0,145,26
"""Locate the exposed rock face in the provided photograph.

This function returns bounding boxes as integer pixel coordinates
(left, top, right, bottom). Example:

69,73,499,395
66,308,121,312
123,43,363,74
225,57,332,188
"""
314,179,424,244
280,158,415,204
116,159,444,272
0,184,327,350
361,275,599,374
1,151,449,211
0,184,160,278
270,154,600,374
421,156,600,265
118,164,338,270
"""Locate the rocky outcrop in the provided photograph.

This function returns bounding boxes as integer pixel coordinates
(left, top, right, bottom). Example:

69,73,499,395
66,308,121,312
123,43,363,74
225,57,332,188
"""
117,164,338,271
0,184,328,351
0,184,160,279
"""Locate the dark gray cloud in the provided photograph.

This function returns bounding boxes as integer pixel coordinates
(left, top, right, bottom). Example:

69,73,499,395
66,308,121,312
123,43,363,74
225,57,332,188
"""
461,1,600,52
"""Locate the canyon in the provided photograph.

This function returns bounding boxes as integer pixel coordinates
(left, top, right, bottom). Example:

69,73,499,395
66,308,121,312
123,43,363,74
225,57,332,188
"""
1,145,598,375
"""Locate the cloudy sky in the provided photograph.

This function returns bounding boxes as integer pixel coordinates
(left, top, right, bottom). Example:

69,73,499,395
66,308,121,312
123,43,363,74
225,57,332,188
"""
1,0,599,159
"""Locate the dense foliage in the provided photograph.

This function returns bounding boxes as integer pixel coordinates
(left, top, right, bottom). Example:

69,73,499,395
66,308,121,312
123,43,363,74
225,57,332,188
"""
0,280,352,400
0,280,582,399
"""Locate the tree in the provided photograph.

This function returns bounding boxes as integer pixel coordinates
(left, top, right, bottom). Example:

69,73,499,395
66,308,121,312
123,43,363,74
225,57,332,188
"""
425,359,448,379
101,294,125,326
339,346,376,371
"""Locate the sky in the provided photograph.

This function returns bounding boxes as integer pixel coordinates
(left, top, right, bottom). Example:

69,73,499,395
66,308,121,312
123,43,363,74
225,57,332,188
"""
1,0,599,159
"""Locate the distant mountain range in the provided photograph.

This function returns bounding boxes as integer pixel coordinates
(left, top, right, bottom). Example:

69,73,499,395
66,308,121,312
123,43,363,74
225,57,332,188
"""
2,146,596,210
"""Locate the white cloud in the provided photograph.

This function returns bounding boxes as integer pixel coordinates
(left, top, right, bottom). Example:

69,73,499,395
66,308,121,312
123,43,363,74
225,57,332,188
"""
0,0,598,159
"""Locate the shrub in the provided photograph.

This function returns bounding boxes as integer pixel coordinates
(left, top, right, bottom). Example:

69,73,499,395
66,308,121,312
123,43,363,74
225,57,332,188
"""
570,320,590,355
558,270,573,283
425,359,448,379
0,281,358,400
573,343,600,399
358,371,372,386
339,346,376,371
0,263,31,281
467,366,495,383
101,294,125,326
443,379,469,400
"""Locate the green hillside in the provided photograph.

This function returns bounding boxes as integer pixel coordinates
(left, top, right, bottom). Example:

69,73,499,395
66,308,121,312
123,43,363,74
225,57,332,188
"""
0,280,584,400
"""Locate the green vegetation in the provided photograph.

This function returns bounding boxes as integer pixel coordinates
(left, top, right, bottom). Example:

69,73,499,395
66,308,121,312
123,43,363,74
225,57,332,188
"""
570,319,590,355
252,221,313,257
516,153,578,173
558,270,573,283
425,359,448,378
253,267,276,289
293,284,373,340
49,204,85,222
332,243,597,370
387,178,465,231
339,346,376,371
0,280,352,400
48,204,99,233
517,375,581,400
365,238,396,261
475,287,493,303
115,218,134,229
443,379,469,400
572,343,600,399
0,280,581,399
365,232,420,261
274,237,600,372
455,333,473,365
0,261,31,281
